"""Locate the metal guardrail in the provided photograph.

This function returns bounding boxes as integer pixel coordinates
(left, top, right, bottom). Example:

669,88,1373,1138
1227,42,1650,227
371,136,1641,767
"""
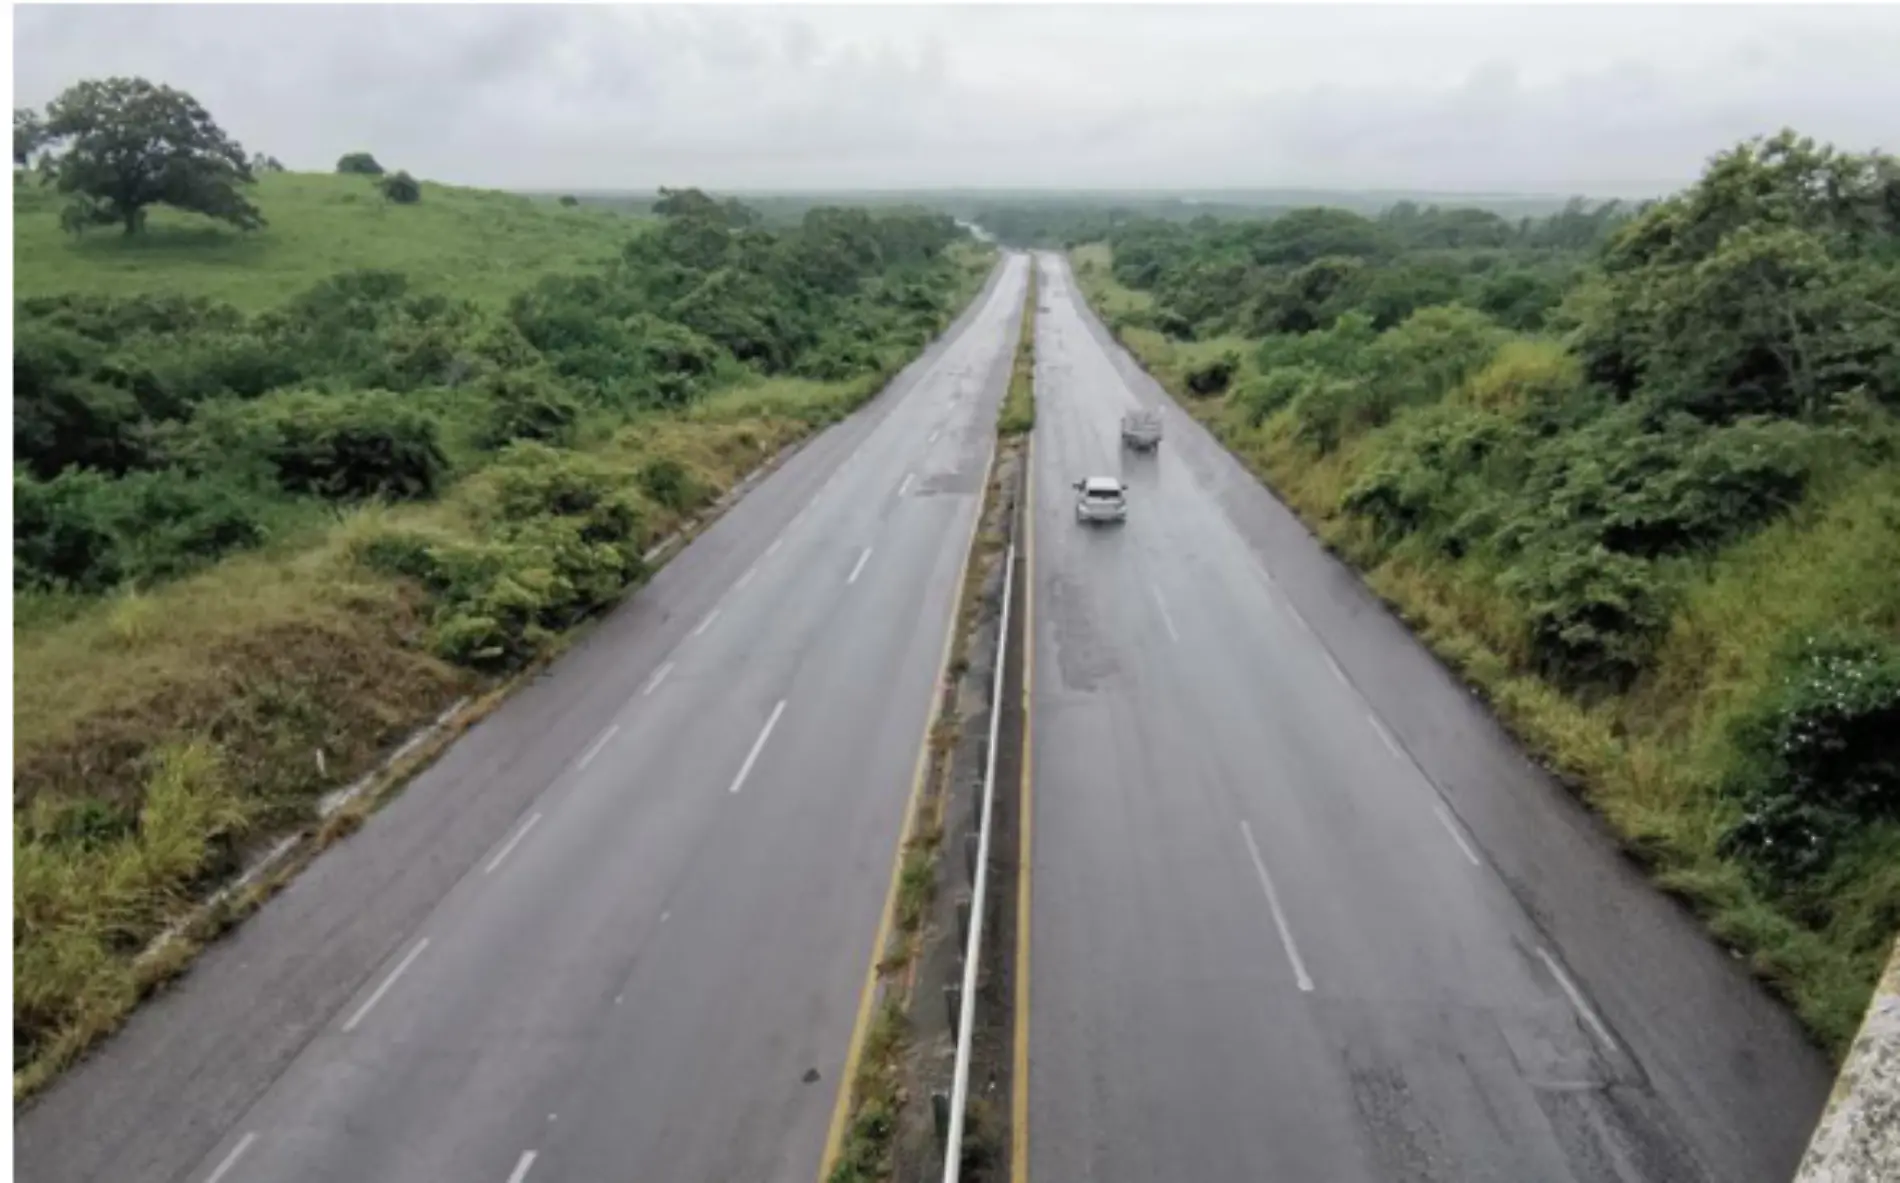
940,541,1017,1183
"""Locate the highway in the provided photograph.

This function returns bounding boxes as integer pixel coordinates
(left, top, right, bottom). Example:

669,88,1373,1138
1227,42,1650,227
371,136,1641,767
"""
1020,252,1834,1183
14,253,1029,1183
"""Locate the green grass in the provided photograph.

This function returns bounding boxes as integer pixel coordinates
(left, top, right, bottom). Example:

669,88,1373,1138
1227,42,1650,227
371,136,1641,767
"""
998,264,1037,437
1071,244,1900,1055
13,172,641,310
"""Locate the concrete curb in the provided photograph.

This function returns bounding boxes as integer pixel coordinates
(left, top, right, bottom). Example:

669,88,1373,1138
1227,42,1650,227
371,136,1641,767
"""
1795,938,1900,1182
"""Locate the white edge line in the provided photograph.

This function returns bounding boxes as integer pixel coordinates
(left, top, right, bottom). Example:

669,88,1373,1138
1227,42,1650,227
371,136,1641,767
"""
727,699,788,794
641,661,675,697
692,606,721,637
1149,581,1181,642
1368,714,1403,761
203,1132,258,1183
342,938,429,1032
1239,821,1315,992
505,1150,538,1183
1537,947,1619,1054
576,724,619,771
1432,804,1483,867
484,812,544,875
847,547,874,585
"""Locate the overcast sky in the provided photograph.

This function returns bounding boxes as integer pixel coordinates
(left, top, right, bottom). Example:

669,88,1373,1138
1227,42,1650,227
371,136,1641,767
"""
13,3,1900,197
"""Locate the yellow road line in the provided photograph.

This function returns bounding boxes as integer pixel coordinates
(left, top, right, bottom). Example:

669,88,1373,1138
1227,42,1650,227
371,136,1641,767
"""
817,443,998,1181
1012,431,1037,1183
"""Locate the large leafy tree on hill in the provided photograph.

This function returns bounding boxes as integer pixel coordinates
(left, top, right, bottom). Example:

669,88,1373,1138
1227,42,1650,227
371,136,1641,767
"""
40,77,262,235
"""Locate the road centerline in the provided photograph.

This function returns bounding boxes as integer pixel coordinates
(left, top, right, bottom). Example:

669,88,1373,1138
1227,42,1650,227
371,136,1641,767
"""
640,661,674,697
1239,821,1314,993
847,547,874,585
727,699,788,794
1149,581,1181,642
483,812,543,875
202,1132,257,1183
504,1150,538,1183
692,606,721,637
576,724,619,771
341,938,429,1033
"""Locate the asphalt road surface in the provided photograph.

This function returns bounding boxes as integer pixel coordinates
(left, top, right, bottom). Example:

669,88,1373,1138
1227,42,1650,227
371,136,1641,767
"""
1022,251,1834,1183
15,254,1029,1183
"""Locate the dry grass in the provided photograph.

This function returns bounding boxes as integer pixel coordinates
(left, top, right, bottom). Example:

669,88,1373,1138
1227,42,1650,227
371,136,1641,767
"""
1068,245,1900,1053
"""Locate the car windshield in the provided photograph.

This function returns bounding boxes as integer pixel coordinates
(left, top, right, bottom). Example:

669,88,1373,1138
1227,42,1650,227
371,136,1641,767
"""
1087,488,1120,499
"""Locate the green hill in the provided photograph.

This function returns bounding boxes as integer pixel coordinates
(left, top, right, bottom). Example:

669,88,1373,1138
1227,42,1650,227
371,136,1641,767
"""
13,172,640,309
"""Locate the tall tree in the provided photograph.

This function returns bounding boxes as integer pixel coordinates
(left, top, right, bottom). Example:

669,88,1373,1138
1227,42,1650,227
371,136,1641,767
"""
14,107,48,170
41,77,262,235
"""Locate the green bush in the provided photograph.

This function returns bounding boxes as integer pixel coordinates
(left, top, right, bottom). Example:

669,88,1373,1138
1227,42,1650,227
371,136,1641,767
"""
638,456,704,512
1721,632,1900,885
191,390,448,502
1231,367,1318,427
1341,405,1513,546
1184,351,1239,397
479,368,581,449
1502,412,1814,559
1289,376,1381,454
1500,544,1673,691
13,466,267,592
13,467,122,591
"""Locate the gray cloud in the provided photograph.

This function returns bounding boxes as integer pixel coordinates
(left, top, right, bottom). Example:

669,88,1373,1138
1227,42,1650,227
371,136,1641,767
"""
13,4,1900,196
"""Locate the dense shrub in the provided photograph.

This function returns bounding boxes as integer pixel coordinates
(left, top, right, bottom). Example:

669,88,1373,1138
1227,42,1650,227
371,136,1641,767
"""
1342,405,1514,546
380,171,421,205
196,390,448,502
1184,351,1240,397
1231,366,1320,427
1500,544,1673,691
1720,633,1900,885
637,456,705,512
336,152,383,175
479,368,581,449
13,466,266,591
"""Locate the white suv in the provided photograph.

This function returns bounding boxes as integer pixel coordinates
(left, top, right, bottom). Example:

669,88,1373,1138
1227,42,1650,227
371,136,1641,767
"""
1073,476,1128,524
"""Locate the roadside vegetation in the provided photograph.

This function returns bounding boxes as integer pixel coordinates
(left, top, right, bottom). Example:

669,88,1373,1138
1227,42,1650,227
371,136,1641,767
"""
998,260,1037,436
12,77,993,1094
1022,131,1898,1054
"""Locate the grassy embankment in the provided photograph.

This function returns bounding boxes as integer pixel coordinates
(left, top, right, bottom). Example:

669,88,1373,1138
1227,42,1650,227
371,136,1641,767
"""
1069,219,1900,1056
12,171,994,1096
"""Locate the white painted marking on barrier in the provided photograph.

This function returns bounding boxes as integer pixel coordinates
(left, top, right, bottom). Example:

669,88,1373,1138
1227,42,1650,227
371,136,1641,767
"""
342,938,429,1032
203,1132,258,1183
484,813,543,875
728,700,788,794
641,662,674,697
1433,804,1482,867
1240,822,1314,992
577,725,619,771
1538,947,1618,1054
